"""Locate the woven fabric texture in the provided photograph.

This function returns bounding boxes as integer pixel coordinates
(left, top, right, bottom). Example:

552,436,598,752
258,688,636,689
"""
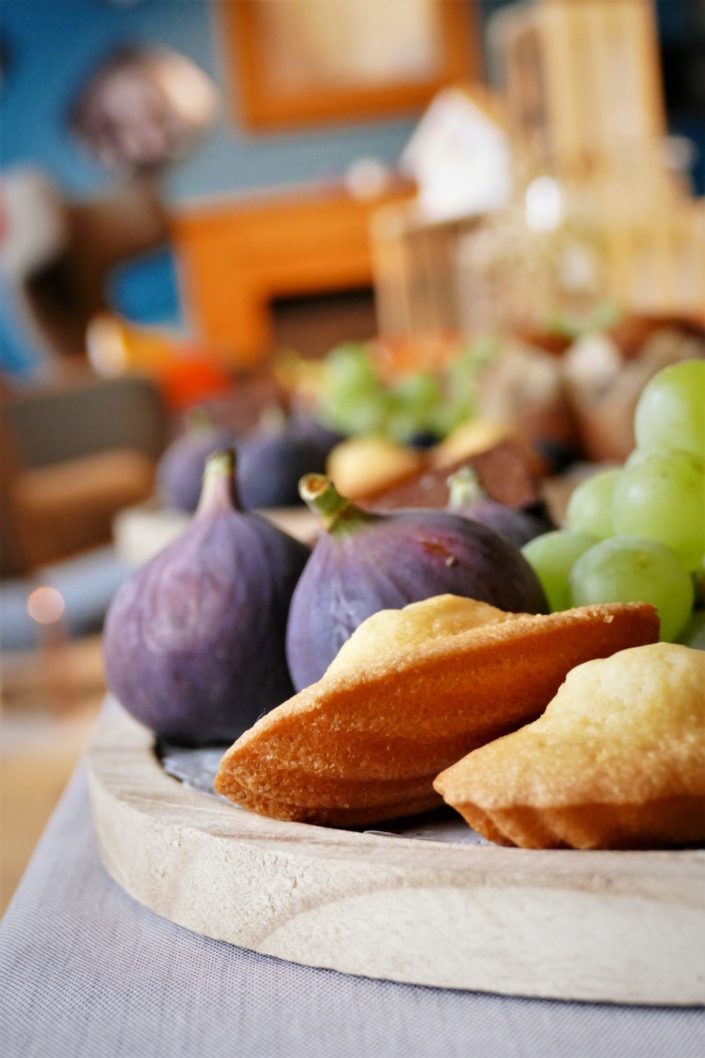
2,763,704,1058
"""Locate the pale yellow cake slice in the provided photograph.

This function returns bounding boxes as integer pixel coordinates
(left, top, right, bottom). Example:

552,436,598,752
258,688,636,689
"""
216,596,658,826
434,642,705,849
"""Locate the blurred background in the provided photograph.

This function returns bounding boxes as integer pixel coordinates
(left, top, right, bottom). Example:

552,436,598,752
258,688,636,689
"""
1,0,704,910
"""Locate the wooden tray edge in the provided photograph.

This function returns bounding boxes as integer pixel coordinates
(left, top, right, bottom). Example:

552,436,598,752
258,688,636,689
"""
87,706,705,1006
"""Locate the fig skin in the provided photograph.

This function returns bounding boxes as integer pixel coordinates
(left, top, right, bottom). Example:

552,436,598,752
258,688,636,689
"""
447,467,551,550
104,451,310,745
234,405,341,509
286,475,549,691
287,405,344,455
237,430,328,509
455,501,551,549
157,419,235,513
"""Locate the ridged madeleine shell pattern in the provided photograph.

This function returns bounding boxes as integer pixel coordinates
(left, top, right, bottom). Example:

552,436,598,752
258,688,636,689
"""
217,602,659,826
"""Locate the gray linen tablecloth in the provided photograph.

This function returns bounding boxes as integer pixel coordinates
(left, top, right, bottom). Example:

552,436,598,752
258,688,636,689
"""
2,762,704,1058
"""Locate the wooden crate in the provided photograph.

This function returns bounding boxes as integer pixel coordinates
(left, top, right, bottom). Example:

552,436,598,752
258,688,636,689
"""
371,201,482,343
502,0,664,180
372,0,704,343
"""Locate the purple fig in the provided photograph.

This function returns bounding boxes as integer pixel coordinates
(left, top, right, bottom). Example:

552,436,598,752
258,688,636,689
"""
237,412,331,509
447,467,550,549
157,412,235,513
286,474,548,691
287,403,344,454
104,450,310,745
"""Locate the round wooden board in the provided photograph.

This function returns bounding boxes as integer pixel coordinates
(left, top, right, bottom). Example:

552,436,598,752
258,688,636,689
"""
87,706,705,1006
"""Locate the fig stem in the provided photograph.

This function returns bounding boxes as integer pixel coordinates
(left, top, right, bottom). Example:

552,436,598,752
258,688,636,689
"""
299,473,364,532
197,449,240,515
447,466,485,510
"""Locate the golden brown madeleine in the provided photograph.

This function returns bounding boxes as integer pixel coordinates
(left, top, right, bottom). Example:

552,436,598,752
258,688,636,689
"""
216,597,658,826
435,642,705,850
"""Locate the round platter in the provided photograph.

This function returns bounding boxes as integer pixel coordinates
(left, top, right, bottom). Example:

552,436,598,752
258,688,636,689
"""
87,705,705,1006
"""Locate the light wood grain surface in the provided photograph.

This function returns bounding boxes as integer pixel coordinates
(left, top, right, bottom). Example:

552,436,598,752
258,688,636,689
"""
87,706,705,1006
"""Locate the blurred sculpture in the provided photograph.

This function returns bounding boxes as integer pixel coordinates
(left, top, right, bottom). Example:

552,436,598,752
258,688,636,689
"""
70,45,218,175
1,46,219,375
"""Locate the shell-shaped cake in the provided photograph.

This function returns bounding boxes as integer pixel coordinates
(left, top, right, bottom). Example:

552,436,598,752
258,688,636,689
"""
435,642,705,849
216,596,658,826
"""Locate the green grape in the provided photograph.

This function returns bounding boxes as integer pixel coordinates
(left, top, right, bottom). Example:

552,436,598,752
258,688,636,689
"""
430,401,472,439
391,372,443,410
696,554,705,607
677,610,705,650
546,302,620,340
384,407,421,444
443,338,499,422
386,373,444,440
565,468,621,539
634,359,705,460
570,536,694,642
326,343,379,389
321,386,389,435
611,448,705,570
521,530,598,612
318,343,391,435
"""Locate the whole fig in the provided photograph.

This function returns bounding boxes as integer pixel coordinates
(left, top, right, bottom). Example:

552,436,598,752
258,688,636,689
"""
157,413,235,513
104,450,310,744
447,467,551,549
237,414,332,509
287,404,344,456
286,474,548,691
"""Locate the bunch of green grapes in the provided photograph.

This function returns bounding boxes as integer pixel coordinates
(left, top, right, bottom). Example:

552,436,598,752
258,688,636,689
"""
384,372,446,443
317,343,390,436
317,338,499,443
523,359,705,644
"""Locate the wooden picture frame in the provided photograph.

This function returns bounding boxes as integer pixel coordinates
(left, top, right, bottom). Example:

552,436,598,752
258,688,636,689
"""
222,0,478,130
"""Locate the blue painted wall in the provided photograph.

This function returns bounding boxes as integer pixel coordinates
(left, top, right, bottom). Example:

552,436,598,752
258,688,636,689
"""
2,0,702,205
0,0,418,203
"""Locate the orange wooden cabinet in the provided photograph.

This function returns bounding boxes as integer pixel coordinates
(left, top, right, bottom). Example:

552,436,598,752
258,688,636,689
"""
170,182,415,366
